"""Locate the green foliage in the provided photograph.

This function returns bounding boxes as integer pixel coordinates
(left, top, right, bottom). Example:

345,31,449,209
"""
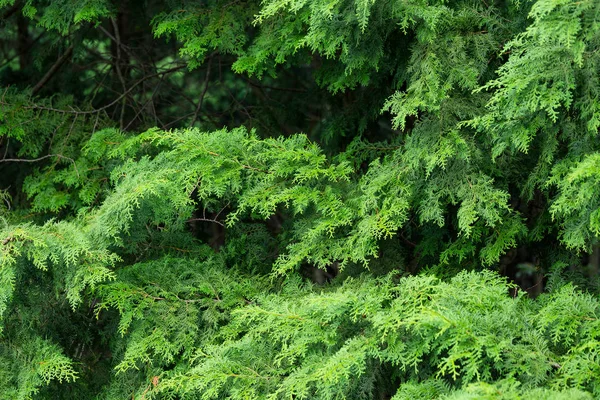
2,0,113,34
2,0,600,398
0,220,118,322
548,153,600,251
125,270,600,399
0,336,77,399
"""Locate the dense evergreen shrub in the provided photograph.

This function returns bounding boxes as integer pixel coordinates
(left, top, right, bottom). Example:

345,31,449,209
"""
1,0,600,398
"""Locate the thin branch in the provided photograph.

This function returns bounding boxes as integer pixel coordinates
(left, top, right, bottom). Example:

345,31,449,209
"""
32,44,74,94
0,154,79,177
243,76,307,93
0,31,45,69
98,25,135,60
0,153,71,163
2,193,10,211
110,18,127,129
214,201,230,221
191,53,215,127
2,138,9,160
23,65,185,115
163,112,196,129
92,112,101,134
124,70,165,131
186,217,225,227
400,231,417,248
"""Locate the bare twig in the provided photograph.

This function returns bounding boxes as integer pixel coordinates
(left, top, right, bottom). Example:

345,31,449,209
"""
124,71,165,131
186,217,225,228
2,138,9,160
187,202,230,227
191,53,215,127
110,18,127,129
164,112,196,129
22,65,185,115
98,25,135,60
242,76,307,93
92,112,101,134
0,154,79,177
32,44,74,94
214,201,230,221
0,31,45,70
0,154,67,163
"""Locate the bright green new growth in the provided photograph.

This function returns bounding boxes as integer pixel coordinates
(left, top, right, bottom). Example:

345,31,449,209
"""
1,0,600,398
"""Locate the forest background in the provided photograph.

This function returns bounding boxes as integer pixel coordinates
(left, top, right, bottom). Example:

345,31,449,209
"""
1,0,600,398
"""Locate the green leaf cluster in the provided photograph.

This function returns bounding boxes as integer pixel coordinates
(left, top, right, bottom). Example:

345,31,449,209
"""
1,0,600,398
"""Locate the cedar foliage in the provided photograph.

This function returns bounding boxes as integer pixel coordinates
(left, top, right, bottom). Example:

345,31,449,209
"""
1,0,600,398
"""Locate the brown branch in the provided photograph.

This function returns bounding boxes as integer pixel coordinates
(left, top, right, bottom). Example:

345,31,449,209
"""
186,217,225,227
191,53,215,127
0,153,72,163
97,25,135,60
124,70,166,131
32,44,74,94
25,65,185,115
400,231,417,248
242,76,307,93
110,18,127,129
2,138,9,160
214,201,230,221
0,153,79,177
164,112,196,129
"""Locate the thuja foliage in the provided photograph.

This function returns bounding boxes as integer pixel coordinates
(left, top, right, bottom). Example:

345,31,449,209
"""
1,0,600,398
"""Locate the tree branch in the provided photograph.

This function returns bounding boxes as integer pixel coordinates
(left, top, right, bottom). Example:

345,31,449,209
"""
110,18,127,129
186,217,225,227
25,65,185,115
0,153,79,177
191,52,216,127
32,44,74,94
